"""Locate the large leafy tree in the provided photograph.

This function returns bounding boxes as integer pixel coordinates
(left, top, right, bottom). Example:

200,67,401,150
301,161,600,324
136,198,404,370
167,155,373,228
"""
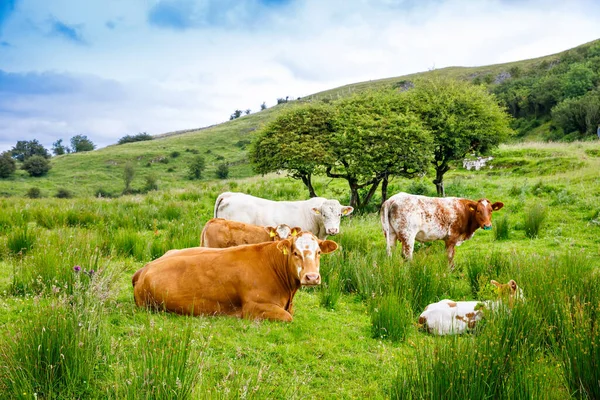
0,151,16,178
250,104,336,198
402,78,513,196
11,140,50,161
328,90,433,209
70,135,96,153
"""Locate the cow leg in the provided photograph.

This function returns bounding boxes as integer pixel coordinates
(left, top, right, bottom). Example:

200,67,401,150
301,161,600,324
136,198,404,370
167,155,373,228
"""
242,301,293,322
444,240,457,269
385,230,397,256
399,234,415,260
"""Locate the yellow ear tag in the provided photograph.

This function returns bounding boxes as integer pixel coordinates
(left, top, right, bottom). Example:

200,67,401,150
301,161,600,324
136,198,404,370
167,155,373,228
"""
314,209,321,215
291,230,298,237
269,231,276,238
342,209,348,215
469,206,475,212
282,247,288,255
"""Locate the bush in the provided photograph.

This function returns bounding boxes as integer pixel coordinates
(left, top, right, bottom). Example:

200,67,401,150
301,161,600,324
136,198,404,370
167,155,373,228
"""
26,187,42,199
216,163,229,179
144,174,158,192
187,156,206,180
170,151,180,158
95,188,113,198
123,162,135,193
55,188,73,199
22,155,51,177
0,151,16,178
70,134,95,152
117,132,153,145
524,203,546,238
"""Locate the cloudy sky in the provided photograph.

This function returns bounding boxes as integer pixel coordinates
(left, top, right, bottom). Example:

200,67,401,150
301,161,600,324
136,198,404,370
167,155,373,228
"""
1,0,599,153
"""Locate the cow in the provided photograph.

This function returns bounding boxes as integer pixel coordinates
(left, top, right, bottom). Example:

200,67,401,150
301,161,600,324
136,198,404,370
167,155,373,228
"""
200,218,301,248
380,192,504,265
132,232,338,322
418,279,522,335
214,192,353,240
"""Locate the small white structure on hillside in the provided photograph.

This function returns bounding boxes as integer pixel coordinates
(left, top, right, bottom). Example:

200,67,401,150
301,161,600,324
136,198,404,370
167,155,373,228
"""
463,156,494,171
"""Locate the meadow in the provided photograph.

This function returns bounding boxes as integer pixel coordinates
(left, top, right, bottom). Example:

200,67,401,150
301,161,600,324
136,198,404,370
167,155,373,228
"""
0,141,599,399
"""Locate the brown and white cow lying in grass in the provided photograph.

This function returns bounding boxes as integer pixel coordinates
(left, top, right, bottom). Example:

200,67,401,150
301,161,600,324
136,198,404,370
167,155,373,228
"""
200,218,301,248
380,192,504,266
418,279,523,335
132,232,338,322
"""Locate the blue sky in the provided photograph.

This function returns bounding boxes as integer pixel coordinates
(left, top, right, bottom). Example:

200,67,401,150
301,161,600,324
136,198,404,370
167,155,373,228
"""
1,0,599,152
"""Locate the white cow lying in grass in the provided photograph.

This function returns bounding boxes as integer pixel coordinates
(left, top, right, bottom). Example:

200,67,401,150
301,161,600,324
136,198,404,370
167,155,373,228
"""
418,279,523,335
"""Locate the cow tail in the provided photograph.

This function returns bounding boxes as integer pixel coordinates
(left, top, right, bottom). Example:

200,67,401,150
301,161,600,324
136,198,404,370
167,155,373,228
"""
200,221,209,246
132,267,144,287
213,192,230,218
380,199,391,239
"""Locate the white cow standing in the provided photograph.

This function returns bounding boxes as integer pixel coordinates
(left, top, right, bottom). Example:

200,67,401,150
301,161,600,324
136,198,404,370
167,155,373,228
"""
214,192,353,240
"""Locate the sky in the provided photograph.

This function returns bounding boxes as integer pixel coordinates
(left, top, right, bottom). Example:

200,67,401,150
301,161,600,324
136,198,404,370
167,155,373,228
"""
1,0,599,153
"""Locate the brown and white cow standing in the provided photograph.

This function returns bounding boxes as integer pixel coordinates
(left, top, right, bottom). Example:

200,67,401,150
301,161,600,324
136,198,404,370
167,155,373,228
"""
200,218,301,248
380,192,504,265
132,232,338,322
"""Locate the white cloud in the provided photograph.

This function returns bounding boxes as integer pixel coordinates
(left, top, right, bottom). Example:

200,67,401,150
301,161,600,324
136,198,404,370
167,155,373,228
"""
0,0,599,152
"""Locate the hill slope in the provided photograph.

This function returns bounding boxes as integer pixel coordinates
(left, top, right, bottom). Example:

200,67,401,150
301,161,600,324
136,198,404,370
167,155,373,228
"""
1,38,599,197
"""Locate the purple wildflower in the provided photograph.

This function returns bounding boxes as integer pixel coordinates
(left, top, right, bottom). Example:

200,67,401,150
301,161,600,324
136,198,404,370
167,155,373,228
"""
73,265,81,272
85,269,95,277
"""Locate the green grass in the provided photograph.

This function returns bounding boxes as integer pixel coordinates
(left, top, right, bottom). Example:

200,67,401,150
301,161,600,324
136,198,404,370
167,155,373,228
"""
0,141,599,398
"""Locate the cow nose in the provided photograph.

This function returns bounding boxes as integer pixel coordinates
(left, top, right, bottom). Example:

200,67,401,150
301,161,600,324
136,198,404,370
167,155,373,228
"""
483,224,492,231
303,273,321,285
327,228,339,235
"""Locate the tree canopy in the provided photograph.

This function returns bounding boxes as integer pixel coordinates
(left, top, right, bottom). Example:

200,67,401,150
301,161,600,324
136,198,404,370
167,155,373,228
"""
11,140,50,161
70,135,96,153
401,77,513,196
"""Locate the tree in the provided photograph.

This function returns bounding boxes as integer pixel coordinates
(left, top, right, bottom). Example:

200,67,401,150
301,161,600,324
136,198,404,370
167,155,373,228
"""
188,156,206,180
229,110,243,120
70,135,96,153
123,162,135,193
562,63,595,99
11,140,50,161
0,151,16,178
552,90,600,136
52,139,70,155
22,155,51,177
403,77,513,196
250,104,336,198
244,109,251,115
216,163,229,179
328,90,433,209
118,132,153,145
260,102,267,111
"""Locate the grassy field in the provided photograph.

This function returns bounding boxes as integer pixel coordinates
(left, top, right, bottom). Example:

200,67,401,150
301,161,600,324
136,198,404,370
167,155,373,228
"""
0,140,599,398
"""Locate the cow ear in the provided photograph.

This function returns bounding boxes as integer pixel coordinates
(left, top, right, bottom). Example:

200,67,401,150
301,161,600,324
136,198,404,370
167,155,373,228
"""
312,207,321,215
291,227,302,237
264,227,277,238
319,240,338,254
508,279,518,292
276,239,291,255
490,279,501,288
341,206,354,216
468,202,476,212
492,202,504,211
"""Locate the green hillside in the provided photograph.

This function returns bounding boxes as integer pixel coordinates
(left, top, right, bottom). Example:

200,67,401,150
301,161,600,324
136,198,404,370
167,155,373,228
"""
2,38,599,197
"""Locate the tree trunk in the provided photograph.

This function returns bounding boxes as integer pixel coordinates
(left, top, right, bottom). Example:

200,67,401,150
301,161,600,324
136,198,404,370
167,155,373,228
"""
362,179,381,209
433,168,446,197
380,174,389,208
348,181,360,210
300,174,317,198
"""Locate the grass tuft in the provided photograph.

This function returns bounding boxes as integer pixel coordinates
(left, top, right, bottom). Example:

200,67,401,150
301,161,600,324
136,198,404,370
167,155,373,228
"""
524,203,546,238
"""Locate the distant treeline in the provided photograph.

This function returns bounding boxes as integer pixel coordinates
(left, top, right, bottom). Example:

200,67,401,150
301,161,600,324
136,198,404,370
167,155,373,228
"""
487,40,600,141
118,133,154,145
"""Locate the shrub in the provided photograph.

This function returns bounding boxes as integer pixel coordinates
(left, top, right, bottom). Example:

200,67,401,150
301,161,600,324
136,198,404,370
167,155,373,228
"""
170,151,180,158
0,151,16,178
493,214,510,240
216,163,229,179
95,187,113,198
117,132,153,145
123,162,135,193
70,134,95,152
524,203,546,238
406,179,433,196
370,294,412,342
144,174,159,192
187,156,206,180
55,188,73,198
26,187,42,199
22,155,51,177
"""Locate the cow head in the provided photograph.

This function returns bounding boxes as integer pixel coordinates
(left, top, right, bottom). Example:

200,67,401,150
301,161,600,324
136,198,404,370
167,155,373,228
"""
277,232,338,286
491,279,524,306
311,200,354,236
264,225,303,241
468,199,504,231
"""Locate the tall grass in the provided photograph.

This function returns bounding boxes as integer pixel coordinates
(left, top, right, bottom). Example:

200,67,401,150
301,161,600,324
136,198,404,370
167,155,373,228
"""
370,293,413,342
493,214,510,240
7,225,36,255
524,203,546,238
112,319,204,399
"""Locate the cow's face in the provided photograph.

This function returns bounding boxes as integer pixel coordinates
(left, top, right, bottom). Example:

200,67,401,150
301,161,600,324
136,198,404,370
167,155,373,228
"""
265,225,301,241
277,232,338,286
311,200,354,236
470,199,504,230
491,279,524,306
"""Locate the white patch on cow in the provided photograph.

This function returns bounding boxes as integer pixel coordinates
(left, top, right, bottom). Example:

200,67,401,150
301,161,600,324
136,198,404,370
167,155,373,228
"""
293,233,318,260
419,300,483,335
297,266,302,275
275,224,292,239
481,199,489,207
